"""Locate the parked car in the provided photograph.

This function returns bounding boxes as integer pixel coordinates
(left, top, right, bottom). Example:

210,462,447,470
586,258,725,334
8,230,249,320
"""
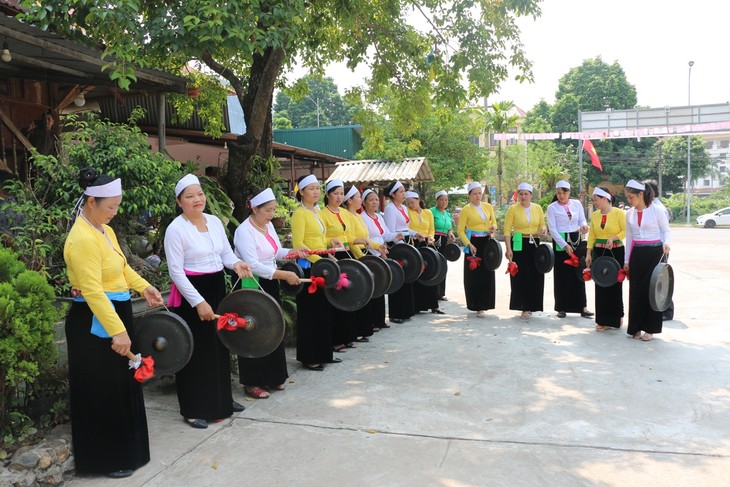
696,207,730,228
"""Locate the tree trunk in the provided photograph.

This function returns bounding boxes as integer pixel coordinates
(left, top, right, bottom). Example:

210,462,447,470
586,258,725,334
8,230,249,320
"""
204,47,285,223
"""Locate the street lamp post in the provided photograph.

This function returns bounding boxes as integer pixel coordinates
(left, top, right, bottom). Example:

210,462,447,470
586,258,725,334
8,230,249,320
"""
306,95,321,127
686,60,694,224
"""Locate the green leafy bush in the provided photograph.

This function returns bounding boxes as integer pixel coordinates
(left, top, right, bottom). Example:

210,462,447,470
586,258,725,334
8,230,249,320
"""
0,247,63,441
1,112,183,293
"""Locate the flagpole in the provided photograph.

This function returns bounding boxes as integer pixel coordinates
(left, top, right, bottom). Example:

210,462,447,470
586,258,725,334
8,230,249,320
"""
578,110,584,209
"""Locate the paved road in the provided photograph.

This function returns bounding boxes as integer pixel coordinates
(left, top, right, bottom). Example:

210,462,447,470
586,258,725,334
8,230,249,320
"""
71,226,730,487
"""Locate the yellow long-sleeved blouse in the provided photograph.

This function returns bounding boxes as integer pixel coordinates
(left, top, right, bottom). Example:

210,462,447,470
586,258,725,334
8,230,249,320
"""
64,218,150,336
346,210,380,258
457,203,497,243
320,205,359,254
587,207,626,249
407,208,435,239
503,203,545,237
291,206,329,263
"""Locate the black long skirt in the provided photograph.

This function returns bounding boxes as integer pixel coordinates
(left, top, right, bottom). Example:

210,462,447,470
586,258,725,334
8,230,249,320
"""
592,246,625,328
370,295,386,329
552,231,587,313
435,234,449,299
237,277,289,387
355,301,375,338
331,252,366,345
296,267,334,364
627,245,664,336
509,238,544,312
65,300,150,475
463,235,496,311
173,271,233,421
388,282,415,319
413,239,440,312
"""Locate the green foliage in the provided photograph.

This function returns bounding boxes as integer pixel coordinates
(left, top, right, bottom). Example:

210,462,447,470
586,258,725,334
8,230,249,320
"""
554,56,638,115
0,248,62,436
24,0,541,219
64,112,181,238
168,69,230,138
199,175,239,234
658,136,713,194
357,97,489,197
665,185,730,221
3,114,182,292
274,75,358,128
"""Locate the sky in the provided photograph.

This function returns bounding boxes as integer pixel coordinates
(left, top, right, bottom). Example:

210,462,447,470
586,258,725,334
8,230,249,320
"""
294,0,730,113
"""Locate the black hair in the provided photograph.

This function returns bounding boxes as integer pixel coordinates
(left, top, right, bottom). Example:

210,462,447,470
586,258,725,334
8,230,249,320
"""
625,182,655,207
247,186,273,210
383,181,399,199
418,198,426,209
596,186,616,207
342,185,359,209
294,174,311,202
323,182,342,207
79,167,115,202
643,179,659,198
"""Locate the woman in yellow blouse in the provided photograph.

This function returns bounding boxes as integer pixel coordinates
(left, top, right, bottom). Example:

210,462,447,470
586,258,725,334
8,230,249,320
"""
503,182,548,320
585,187,626,331
291,174,342,371
64,169,163,479
321,179,363,352
343,185,386,339
405,191,444,314
456,182,497,318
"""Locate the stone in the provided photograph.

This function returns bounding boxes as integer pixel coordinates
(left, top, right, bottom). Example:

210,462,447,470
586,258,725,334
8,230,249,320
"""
9,450,40,470
37,465,63,485
45,440,69,463
0,469,35,487
35,448,53,469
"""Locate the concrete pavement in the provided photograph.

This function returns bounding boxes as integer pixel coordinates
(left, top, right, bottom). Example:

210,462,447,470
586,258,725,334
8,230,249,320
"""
70,226,730,487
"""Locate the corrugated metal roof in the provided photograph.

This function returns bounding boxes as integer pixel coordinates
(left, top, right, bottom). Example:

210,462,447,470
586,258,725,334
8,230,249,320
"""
273,125,363,159
99,94,231,133
326,158,433,184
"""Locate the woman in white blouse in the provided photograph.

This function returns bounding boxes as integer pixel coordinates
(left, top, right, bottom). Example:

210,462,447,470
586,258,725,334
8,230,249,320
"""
546,180,593,319
623,179,671,341
233,188,303,399
362,188,402,330
382,180,415,323
164,174,252,429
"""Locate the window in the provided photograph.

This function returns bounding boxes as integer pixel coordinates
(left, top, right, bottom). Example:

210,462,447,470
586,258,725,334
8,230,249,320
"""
721,140,730,149
703,179,711,186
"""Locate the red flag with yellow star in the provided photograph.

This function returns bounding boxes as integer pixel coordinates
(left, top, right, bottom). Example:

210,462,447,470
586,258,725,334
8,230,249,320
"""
582,139,603,172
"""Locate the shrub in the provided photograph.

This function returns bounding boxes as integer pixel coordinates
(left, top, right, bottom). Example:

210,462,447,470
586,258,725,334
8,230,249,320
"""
0,247,63,440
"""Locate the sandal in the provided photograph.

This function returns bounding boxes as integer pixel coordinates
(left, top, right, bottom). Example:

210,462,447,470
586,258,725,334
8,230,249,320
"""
245,387,270,399
333,345,347,353
476,311,486,318
641,333,653,341
344,342,357,349
632,332,643,340
595,325,608,331
355,337,369,343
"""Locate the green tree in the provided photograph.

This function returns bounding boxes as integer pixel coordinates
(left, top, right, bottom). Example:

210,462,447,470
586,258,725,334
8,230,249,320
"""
554,56,637,115
274,76,358,128
357,102,489,197
658,136,712,194
483,101,519,205
22,0,541,221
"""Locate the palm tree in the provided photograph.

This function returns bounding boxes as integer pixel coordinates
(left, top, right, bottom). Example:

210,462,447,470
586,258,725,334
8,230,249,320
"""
485,101,519,205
